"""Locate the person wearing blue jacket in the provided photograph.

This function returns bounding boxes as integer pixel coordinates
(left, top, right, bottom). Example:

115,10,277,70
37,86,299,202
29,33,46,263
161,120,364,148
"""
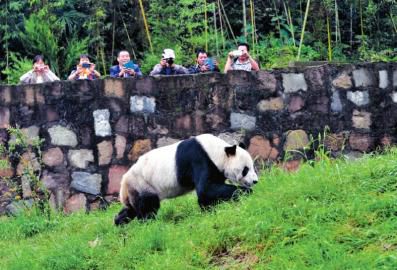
110,50,142,78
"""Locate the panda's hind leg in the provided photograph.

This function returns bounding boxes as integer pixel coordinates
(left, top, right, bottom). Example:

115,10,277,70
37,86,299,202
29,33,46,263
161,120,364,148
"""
136,192,160,220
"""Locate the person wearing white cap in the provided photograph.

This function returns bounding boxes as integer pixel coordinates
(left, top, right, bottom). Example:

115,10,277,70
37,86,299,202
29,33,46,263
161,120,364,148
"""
149,49,188,76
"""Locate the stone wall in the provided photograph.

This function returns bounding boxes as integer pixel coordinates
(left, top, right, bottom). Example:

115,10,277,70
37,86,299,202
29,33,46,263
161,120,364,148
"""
0,62,396,214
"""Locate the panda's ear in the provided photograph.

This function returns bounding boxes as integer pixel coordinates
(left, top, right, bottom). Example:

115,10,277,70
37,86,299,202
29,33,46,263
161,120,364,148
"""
239,142,246,149
225,145,237,156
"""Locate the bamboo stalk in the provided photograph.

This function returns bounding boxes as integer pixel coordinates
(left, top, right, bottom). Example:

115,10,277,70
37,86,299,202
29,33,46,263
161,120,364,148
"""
391,12,397,34
284,1,296,47
250,0,255,56
137,0,153,53
218,0,225,50
327,15,332,61
350,3,353,50
111,7,116,60
214,3,219,57
204,0,208,52
359,0,364,36
334,0,339,43
243,0,247,39
117,6,137,59
272,0,282,39
297,0,311,60
219,0,237,45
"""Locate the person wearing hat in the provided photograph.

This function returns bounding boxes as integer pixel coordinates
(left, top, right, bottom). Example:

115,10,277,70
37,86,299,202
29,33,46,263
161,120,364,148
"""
149,49,188,76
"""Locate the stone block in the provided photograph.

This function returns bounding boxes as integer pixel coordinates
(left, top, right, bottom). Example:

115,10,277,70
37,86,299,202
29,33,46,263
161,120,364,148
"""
332,74,352,89
130,96,156,113
379,70,388,89
0,87,11,104
35,90,45,104
391,92,397,103
16,151,41,176
93,109,112,137
21,175,32,198
352,110,371,129
349,133,373,152
256,71,277,92
41,171,70,192
218,132,245,146
21,126,40,144
43,147,64,167
331,90,343,112
0,158,14,178
282,73,307,93
288,96,305,113
64,193,87,214
115,135,127,159
353,68,374,87
284,130,309,151
46,107,59,122
104,78,125,98
128,139,151,162
157,137,179,148
24,86,35,105
71,172,102,195
97,140,113,166
257,97,284,112
0,107,10,129
324,132,347,151
347,91,369,106
107,165,129,195
176,115,192,131
68,149,94,169
230,113,256,131
48,125,78,147
248,135,279,161
115,116,129,134
281,159,301,172
394,70,397,87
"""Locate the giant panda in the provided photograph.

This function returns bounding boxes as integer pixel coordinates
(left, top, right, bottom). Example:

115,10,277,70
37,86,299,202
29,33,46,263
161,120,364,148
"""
114,133,258,225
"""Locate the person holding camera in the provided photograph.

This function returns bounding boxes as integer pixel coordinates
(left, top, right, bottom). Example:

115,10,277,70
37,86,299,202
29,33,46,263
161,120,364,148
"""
68,54,101,80
150,49,188,76
19,55,60,84
110,50,142,78
224,42,259,73
188,49,220,74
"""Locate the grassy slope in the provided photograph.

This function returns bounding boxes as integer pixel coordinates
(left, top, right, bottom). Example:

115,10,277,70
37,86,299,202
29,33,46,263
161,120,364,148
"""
1,150,397,270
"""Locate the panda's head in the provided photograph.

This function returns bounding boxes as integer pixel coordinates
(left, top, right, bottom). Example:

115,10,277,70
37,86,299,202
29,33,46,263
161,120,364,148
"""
223,144,258,187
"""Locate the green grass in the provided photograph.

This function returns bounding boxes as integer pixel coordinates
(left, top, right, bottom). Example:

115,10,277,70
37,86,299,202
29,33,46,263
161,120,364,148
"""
1,149,397,269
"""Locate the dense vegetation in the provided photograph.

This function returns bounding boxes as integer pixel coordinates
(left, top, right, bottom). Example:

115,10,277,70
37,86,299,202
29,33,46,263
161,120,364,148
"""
0,0,396,84
1,149,397,269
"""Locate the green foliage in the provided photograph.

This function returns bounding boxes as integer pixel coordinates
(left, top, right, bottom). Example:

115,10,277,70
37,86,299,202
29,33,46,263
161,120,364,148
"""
2,149,397,269
1,53,32,85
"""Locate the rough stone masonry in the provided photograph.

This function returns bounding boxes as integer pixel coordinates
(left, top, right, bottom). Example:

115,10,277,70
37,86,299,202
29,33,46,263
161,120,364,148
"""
0,62,396,214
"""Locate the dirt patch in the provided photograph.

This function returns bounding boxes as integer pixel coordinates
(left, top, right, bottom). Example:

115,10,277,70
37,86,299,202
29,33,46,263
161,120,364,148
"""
210,243,259,269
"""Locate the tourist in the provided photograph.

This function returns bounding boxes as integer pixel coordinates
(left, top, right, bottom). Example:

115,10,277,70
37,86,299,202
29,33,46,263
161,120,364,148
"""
110,50,142,78
188,49,220,74
224,42,259,72
68,54,101,80
20,55,60,84
150,49,188,76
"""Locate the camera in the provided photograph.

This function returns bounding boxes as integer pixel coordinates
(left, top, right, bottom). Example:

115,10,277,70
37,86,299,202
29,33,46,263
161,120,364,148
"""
166,58,174,65
36,65,45,72
123,61,135,70
231,50,243,57
82,63,91,68
204,58,215,71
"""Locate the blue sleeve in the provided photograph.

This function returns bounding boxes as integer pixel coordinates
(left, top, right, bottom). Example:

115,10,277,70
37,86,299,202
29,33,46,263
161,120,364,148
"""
134,65,143,77
110,66,120,78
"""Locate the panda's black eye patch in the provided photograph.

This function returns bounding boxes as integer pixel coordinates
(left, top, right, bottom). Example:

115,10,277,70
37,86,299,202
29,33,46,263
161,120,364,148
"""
242,166,249,177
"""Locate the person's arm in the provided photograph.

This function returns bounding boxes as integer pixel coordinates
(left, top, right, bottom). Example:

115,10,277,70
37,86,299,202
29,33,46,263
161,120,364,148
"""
67,70,78,80
175,65,189,74
134,66,143,77
149,64,164,76
247,53,259,71
20,70,34,84
110,66,121,78
224,52,234,73
44,69,60,81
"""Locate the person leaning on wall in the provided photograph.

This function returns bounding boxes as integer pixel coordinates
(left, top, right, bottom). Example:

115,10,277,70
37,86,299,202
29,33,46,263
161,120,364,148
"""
224,42,259,73
188,49,220,74
68,54,101,80
150,49,189,76
110,50,142,78
19,55,60,84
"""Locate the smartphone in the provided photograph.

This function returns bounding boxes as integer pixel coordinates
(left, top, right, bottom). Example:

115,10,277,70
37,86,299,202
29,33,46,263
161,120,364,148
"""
232,50,243,57
204,58,215,71
123,61,135,70
82,63,91,68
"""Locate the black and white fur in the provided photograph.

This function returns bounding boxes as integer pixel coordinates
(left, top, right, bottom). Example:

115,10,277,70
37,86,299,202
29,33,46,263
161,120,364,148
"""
114,134,258,225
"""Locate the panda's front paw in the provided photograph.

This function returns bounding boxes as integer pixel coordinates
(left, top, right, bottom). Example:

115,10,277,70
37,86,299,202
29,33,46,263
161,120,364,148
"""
239,186,253,195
